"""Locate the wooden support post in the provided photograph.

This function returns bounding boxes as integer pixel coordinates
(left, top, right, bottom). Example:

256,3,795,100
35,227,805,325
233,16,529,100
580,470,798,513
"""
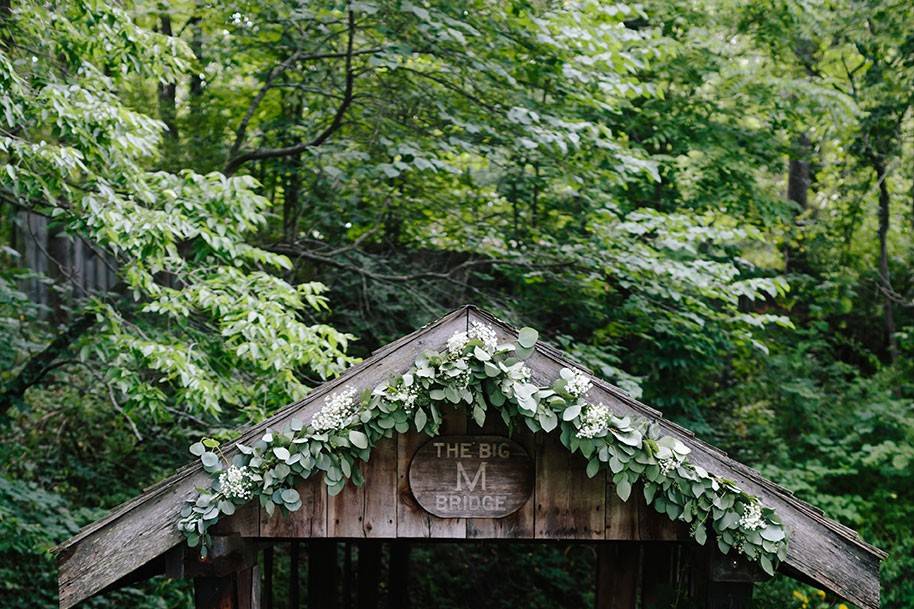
309,540,338,609
357,541,382,609
595,543,637,609
194,565,259,609
387,542,410,609
290,541,301,609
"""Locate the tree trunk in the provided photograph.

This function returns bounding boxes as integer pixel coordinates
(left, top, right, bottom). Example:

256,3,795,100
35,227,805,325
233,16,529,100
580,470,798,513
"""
157,13,179,146
873,156,897,360
785,133,811,272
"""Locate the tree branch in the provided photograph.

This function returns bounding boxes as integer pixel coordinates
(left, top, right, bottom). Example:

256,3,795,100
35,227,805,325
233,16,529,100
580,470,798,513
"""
223,6,358,175
0,311,96,419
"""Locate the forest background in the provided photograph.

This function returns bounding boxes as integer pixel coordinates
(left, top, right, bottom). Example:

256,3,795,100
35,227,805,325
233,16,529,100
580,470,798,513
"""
1,1,913,607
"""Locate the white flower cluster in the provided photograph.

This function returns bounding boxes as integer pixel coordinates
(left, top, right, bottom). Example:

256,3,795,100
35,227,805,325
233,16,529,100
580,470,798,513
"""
447,331,469,356
658,455,683,476
469,321,498,351
382,384,419,412
219,465,255,501
576,402,611,438
230,12,254,28
565,368,593,398
739,501,765,530
311,386,359,432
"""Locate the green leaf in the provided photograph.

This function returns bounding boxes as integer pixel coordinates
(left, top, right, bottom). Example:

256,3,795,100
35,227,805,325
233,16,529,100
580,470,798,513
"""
273,447,290,461
586,457,601,478
349,430,369,449
694,525,707,546
201,452,219,468
414,408,428,433
759,554,775,576
616,479,632,501
562,404,581,421
517,327,538,349
189,442,205,456
281,488,300,504
759,525,785,542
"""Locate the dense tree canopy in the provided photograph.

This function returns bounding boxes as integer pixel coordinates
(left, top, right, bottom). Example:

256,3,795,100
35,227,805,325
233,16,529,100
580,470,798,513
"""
1,0,913,607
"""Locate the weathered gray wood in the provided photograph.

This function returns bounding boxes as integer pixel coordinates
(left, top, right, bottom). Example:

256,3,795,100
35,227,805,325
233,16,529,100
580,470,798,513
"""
397,410,468,538
57,308,469,609
408,435,532,519
468,307,884,609
212,500,260,537
595,543,637,609
260,476,326,538
535,431,605,539
466,415,535,538
329,437,398,537
194,565,258,609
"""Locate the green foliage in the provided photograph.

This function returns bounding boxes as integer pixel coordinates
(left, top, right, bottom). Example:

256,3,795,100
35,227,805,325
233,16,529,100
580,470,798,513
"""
2,0,914,606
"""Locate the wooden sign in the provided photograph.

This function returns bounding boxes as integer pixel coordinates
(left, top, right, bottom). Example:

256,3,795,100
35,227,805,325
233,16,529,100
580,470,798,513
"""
408,435,533,518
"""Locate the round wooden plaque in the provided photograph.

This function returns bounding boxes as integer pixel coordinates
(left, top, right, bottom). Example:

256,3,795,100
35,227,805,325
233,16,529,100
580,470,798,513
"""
408,435,533,518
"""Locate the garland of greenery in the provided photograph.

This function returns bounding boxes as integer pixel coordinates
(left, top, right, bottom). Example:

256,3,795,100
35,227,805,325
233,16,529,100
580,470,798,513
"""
179,322,788,575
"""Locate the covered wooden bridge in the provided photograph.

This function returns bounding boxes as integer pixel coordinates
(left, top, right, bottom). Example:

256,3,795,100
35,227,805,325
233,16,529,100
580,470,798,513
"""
56,306,885,609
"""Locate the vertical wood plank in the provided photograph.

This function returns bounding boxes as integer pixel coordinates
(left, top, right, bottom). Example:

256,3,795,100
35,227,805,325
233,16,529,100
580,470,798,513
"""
535,432,605,539
260,476,327,538
396,410,467,538
605,483,639,541
212,501,260,537
595,543,638,609
466,416,535,539
194,567,258,609
329,437,398,537
637,497,686,541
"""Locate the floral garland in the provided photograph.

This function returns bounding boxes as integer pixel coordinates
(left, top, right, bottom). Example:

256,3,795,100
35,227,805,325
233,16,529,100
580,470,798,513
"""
179,322,788,575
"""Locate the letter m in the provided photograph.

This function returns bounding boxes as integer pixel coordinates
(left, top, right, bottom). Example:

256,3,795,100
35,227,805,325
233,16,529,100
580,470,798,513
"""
455,462,487,491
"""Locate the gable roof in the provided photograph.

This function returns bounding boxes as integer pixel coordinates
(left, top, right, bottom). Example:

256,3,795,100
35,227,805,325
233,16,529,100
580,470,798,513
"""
56,305,885,609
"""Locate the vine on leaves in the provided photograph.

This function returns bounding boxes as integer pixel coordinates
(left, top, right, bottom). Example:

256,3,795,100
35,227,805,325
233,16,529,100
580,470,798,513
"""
179,322,788,575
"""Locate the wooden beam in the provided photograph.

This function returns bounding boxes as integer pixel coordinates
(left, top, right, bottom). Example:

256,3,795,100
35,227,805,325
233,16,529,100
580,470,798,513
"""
194,565,258,609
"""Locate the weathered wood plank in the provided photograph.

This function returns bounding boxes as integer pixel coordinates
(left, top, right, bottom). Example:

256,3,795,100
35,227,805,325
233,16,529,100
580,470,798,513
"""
260,476,326,538
396,409,468,538
595,543,637,609
329,436,398,537
212,500,260,537
466,416,536,539
534,431,605,539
